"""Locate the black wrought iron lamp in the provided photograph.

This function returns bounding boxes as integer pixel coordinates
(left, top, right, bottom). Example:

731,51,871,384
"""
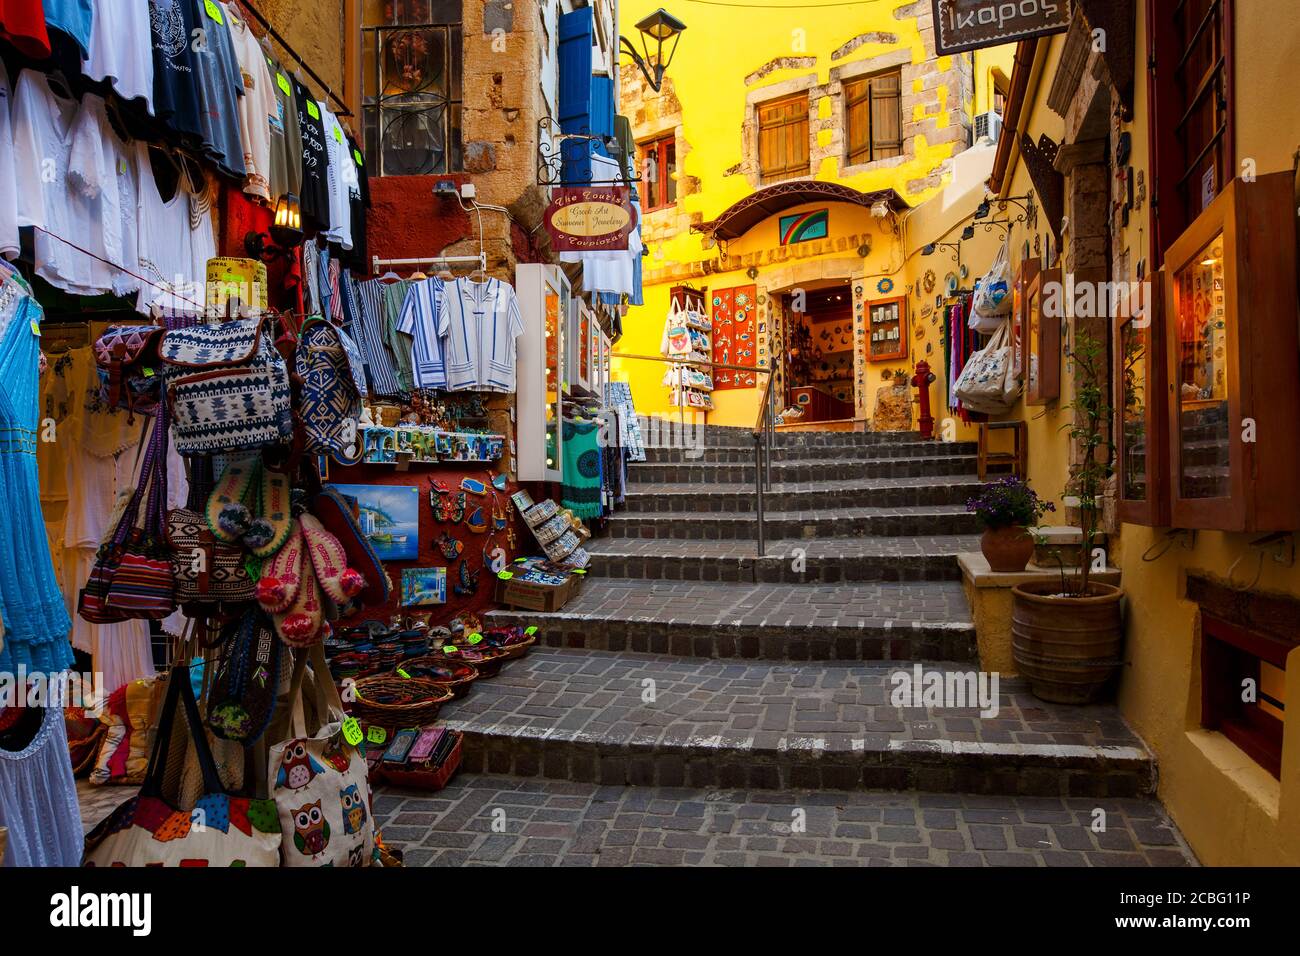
619,8,686,92
244,193,304,262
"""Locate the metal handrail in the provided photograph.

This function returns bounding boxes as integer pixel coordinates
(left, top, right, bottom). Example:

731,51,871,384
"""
752,352,781,557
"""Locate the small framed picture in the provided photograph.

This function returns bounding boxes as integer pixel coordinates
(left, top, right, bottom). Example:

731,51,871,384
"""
400,567,447,606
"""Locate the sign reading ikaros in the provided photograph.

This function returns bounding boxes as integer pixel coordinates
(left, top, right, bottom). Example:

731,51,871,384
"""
543,187,635,252
931,0,1072,55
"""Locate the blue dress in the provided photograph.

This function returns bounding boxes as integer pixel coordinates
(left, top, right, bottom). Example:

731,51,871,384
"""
0,270,74,675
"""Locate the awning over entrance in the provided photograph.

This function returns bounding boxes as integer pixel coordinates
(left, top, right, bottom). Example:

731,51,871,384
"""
692,181,909,242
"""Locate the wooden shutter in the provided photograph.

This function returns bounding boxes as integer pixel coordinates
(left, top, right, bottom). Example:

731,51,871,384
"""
758,94,809,181
844,78,871,165
558,8,594,183
870,71,902,159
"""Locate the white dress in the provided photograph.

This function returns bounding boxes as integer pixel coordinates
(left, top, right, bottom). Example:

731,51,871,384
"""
0,63,18,260
0,705,84,868
134,143,216,315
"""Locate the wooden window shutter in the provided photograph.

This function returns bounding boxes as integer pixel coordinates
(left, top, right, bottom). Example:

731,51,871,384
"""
759,94,809,180
844,78,871,165
870,71,902,159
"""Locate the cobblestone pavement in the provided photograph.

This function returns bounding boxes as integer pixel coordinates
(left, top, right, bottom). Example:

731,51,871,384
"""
373,775,1198,867
492,579,973,629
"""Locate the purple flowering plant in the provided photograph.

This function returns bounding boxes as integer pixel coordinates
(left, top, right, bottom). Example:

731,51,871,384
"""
966,476,1055,530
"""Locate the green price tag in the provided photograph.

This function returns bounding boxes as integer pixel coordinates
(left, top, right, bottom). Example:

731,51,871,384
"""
341,717,363,746
524,626,538,636
396,668,411,679
277,73,292,97
30,319,40,337
306,100,320,121
203,0,224,24
514,557,527,564
572,568,587,575
333,125,343,144
142,367,155,377
443,645,460,655
366,726,387,745
497,570,514,580
467,633,483,645
353,149,364,166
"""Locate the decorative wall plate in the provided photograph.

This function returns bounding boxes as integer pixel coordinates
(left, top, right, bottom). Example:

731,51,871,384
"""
877,278,894,294
923,270,936,293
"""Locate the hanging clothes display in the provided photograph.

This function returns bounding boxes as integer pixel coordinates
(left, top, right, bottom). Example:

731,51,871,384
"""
84,0,154,114
134,142,216,314
349,274,403,398
561,417,604,521
1,0,52,59
293,74,330,233
222,2,278,200
442,277,524,392
381,278,416,393
148,0,205,148
397,276,447,390
265,55,303,204
0,269,74,675
42,0,93,56
189,0,247,180
342,131,370,273
0,705,84,867
319,103,355,251
0,62,17,261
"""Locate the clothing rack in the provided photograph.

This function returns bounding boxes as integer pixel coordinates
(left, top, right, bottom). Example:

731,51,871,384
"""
371,254,487,274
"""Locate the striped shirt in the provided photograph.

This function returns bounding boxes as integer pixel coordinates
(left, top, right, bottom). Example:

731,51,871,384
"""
444,277,524,392
348,274,404,398
396,277,448,389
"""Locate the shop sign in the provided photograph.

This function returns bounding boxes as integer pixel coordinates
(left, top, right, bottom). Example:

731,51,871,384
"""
931,0,1072,55
543,187,635,252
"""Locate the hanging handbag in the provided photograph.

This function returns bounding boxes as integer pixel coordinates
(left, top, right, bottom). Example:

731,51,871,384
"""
167,508,257,605
267,643,375,867
207,610,282,744
159,316,293,456
953,321,1018,414
79,409,176,623
93,323,165,418
972,241,1013,319
83,665,283,867
296,317,363,456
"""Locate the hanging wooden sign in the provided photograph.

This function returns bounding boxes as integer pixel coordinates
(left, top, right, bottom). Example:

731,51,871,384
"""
543,187,635,252
931,0,1072,55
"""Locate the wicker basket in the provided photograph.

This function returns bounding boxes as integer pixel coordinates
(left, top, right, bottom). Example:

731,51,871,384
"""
349,675,454,727
398,657,479,698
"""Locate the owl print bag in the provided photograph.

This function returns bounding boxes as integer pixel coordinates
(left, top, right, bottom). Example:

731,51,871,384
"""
268,644,375,867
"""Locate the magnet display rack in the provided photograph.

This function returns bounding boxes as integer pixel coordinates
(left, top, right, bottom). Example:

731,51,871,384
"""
664,285,713,414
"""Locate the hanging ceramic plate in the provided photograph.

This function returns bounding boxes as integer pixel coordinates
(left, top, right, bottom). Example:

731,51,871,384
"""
923,270,936,293
945,273,958,294
959,264,970,280
877,278,894,294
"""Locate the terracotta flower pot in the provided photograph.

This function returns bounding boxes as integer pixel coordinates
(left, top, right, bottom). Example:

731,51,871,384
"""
980,524,1035,572
1011,581,1125,704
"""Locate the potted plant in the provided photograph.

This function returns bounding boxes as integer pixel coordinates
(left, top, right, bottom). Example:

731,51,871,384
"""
967,476,1055,572
1011,329,1125,704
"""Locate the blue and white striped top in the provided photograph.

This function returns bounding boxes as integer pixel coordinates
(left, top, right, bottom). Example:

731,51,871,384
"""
444,277,524,392
396,277,448,389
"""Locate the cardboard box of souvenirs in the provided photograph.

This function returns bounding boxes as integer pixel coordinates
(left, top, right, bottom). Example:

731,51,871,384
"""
495,565,584,612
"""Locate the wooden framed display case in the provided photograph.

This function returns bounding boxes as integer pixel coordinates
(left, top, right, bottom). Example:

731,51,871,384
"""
1162,172,1300,532
1114,270,1170,527
865,296,907,362
567,296,594,395
1024,267,1060,405
1011,258,1040,380
515,263,570,482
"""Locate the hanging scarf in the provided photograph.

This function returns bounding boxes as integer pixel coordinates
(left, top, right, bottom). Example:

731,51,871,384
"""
561,418,604,520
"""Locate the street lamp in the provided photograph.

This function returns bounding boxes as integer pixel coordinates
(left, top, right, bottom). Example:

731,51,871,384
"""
620,8,686,92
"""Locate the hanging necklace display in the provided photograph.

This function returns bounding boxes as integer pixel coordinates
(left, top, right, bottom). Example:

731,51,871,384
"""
491,494,508,531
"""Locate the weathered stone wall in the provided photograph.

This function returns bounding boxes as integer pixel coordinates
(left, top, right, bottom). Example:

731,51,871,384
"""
257,0,346,96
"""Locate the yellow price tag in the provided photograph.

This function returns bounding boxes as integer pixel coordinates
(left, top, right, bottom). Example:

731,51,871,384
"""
203,0,224,25
366,726,387,745
306,100,320,121
277,73,292,97
341,717,363,746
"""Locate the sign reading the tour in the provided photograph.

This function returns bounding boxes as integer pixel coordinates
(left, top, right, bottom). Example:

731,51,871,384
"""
931,0,1072,55
543,187,635,252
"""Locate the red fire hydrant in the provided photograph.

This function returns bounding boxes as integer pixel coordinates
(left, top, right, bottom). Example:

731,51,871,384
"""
911,359,937,439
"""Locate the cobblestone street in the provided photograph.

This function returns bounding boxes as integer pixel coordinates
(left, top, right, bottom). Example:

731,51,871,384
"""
373,775,1197,867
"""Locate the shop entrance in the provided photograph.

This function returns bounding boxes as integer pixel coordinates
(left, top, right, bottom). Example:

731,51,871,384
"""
781,282,856,423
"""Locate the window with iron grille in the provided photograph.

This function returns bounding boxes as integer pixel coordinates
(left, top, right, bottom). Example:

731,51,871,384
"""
844,69,902,166
757,94,810,182
362,0,463,176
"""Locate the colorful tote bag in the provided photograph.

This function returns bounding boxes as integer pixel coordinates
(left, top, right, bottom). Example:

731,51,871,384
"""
268,645,375,867
159,316,293,455
296,317,363,456
84,666,283,867
93,323,164,417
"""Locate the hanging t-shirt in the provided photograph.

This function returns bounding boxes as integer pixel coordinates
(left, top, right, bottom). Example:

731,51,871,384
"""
0,62,18,260
382,280,415,393
85,0,154,114
396,277,448,389
293,76,330,233
12,71,116,295
68,93,142,297
265,56,302,203
319,104,354,250
43,0,92,57
135,142,216,314
0,0,51,58
189,0,246,180
221,3,276,199
444,278,525,392
149,0,204,144
343,133,370,273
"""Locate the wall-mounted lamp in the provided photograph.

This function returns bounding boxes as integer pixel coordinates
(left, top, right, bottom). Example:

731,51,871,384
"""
620,8,686,93
961,224,975,240
245,193,303,262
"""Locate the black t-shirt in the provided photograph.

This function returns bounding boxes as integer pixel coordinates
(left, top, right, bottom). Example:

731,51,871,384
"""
341,133,370,272
293,77,330,234
148,0,204,145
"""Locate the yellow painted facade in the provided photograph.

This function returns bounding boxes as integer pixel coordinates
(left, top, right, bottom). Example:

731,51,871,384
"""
614,0,1014,428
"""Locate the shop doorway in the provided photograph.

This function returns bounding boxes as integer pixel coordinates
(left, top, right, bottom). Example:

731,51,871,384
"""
781,282,856,423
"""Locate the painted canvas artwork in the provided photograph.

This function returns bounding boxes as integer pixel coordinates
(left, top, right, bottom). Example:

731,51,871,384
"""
328,484,420,561
401,567,447,606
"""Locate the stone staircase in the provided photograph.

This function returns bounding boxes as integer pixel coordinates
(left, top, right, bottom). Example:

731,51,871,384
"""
476,426,1155,799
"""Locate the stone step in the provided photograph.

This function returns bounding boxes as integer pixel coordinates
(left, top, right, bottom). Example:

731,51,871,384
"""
605,504,979,541
486,580,978,662
443,649,1156,798
645,424,928,449
628,455,978,486
621,475,984,514
585,535,980,582
640,441,978,464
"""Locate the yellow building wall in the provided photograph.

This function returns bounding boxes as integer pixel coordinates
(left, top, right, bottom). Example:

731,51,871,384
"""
616,0,1014,427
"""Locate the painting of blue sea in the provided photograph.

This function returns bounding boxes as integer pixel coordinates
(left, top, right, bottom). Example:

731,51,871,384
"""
401,567,447,606
328,483,420,561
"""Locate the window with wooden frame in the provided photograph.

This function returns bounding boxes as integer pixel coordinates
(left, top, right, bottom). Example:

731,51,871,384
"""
638,136,677,213
1024,267,1061,405
1201,614,1290,780
1147,0,1234,263
1114,271,1170,527
757,93,810,182
844,70,902,166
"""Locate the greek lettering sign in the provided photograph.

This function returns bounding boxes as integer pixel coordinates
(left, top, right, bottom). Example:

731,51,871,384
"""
931,0,1072,55
543,187,635,252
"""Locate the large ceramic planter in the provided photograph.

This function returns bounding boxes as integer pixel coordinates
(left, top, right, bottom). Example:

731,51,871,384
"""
1011,581,1125,704
980,524,1035,572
